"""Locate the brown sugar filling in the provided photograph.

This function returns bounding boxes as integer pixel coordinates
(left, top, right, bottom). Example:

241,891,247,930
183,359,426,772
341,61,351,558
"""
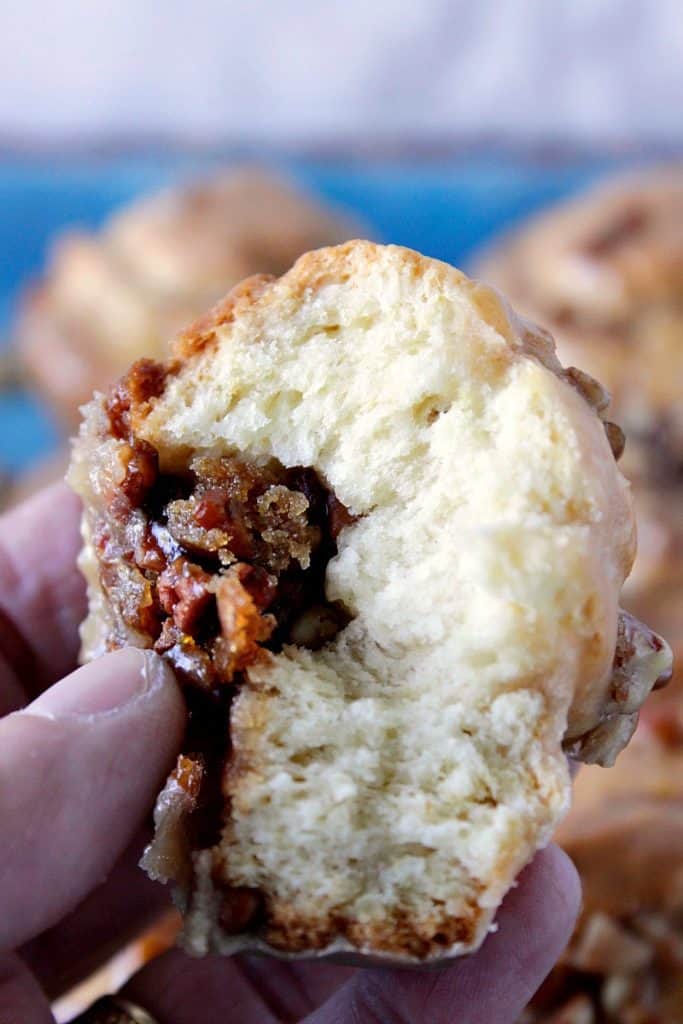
97,363,355,913
100,365,354,686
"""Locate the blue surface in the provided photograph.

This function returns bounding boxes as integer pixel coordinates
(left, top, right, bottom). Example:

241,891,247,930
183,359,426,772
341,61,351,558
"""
0,152,642,472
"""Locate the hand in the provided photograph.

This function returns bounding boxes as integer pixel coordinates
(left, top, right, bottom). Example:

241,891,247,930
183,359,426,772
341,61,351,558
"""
0,483,580,1023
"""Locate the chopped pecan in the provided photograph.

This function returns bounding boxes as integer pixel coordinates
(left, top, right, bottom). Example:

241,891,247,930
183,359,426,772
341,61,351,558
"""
106,358,167,441
213,567,276,680
158,631,217,690
158,558,214,633
100,559,160,637
119,439,159,507
603,421,626,461
228,562,278,610
327,492,357,539
289,602,352,650
565,366,611,413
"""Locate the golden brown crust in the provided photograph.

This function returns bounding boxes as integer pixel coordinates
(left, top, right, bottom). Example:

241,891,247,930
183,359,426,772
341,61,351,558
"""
173,275,275,359
284,238,453,294
249,902,480,958
212,568,276,677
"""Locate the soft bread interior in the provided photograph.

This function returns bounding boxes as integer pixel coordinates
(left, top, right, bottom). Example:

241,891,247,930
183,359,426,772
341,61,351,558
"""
123,243,636,956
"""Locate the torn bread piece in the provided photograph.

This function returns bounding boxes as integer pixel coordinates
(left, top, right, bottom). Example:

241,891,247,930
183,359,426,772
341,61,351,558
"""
17,169,363,424
69,241,672,962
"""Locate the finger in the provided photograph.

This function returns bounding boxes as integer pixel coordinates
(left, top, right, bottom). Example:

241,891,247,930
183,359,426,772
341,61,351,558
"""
306,844,580,1024
0,954,53,1024
120,845,578,1024
0,648,185,951
20,829,173,1000
0,482,86,713
122,949,355,1024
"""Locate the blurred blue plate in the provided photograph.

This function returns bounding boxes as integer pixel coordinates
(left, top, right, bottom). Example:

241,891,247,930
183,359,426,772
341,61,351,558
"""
0,150,651,473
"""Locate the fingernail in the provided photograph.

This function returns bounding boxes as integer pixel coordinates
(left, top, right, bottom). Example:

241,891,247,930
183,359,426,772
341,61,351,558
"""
27,648,171,720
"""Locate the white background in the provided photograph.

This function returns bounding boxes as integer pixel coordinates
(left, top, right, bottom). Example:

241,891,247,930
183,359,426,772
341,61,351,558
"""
2,0,682,144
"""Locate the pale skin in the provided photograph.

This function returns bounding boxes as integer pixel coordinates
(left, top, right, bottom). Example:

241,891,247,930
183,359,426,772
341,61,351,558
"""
0,483,580,1023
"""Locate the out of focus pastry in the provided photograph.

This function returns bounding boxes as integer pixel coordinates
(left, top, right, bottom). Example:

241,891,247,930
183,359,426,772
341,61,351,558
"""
474,168,683,612
521,672,683,1023
474,169,683,488
15,169,364,426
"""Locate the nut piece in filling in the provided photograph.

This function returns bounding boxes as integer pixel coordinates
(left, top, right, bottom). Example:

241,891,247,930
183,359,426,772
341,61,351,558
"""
69,241,672,962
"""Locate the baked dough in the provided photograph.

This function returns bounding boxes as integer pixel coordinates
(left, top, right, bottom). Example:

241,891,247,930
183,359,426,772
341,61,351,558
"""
16,169,362,424
69,241,671,961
